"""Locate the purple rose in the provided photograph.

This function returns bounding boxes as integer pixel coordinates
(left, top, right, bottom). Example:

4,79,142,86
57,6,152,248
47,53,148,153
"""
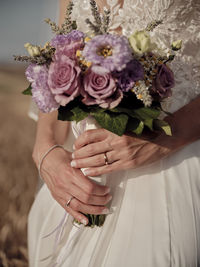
51,30,85,59
81,67,123,109
25,64,59,113
113,59,144,92
151,64,175,99
48,54,81,106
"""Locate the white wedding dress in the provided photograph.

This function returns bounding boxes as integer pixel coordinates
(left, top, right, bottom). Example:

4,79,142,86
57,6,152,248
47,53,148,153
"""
28,0,200,266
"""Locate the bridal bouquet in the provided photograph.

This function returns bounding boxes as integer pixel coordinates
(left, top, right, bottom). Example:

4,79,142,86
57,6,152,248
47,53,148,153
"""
14,0,182,227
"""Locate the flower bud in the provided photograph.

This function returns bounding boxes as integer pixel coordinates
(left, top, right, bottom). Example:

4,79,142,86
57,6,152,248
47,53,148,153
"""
24,43,41,57
171,40,182,51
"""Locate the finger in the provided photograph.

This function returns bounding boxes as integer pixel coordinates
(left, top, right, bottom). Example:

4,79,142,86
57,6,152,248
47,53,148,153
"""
66,183,112,206
72,140,111,159
70,198,110,215
74,129,109,149
71,168,110,196
82,160,128,177
71,150,119,169
57,196,89,226
82,148,159,177
52,187,111,214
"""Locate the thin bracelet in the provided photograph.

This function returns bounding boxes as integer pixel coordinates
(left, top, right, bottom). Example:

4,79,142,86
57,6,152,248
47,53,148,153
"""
38,144,64,180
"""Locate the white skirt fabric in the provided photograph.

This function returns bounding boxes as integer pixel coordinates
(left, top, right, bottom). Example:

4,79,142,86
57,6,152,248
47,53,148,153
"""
28,121,200,267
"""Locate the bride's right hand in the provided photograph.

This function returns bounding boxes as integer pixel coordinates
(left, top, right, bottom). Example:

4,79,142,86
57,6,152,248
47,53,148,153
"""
33,146,111,225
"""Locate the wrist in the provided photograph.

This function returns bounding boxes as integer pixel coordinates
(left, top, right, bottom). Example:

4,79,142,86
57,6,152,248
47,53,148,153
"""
32,138,57,168
38,144,65,180
164,116,197,151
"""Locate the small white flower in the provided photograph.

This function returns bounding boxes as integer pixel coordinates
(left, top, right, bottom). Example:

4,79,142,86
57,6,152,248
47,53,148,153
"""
24,43,41,57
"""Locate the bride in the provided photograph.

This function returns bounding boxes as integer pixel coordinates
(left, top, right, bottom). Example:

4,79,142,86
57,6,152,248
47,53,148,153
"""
28,0,200,266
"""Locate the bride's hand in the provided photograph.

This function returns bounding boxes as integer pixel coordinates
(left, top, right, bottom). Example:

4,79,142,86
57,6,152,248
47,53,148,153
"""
33,146,111,225
71,129,178,176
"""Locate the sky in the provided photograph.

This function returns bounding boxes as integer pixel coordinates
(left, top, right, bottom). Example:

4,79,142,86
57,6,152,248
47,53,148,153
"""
0,0,59,63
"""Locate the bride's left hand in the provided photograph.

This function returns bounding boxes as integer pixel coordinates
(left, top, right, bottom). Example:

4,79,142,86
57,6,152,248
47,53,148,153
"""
71,128,178,177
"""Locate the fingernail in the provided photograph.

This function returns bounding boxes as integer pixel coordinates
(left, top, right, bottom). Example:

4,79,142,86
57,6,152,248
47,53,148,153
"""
72,153,75,159
82,169,90,176
81,219,88,226
70,161,76,167
108,195,112,202
101,208,110,214
105,187,110,194
73,144,76,150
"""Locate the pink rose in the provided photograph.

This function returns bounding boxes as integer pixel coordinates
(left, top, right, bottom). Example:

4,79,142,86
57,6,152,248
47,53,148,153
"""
48,54,81,106
81,67,123,109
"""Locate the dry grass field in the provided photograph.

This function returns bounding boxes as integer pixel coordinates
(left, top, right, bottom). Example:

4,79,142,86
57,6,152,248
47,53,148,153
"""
0,64,38,267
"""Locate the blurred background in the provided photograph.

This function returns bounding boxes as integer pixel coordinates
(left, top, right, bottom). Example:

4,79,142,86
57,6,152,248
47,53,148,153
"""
0,1,58,266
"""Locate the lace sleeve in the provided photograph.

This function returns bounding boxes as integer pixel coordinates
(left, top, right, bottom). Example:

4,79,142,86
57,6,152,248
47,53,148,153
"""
110,0,200,112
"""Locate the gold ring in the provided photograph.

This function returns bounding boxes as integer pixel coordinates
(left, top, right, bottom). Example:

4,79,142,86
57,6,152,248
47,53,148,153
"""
65,196,75,207
104,152,109,165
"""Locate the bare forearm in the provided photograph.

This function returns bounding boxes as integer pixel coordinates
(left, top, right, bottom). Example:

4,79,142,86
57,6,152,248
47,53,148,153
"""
165,96,200,150
33,111,69,167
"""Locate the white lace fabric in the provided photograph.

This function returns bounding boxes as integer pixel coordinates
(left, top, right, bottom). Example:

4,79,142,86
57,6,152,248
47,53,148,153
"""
72,0,200,112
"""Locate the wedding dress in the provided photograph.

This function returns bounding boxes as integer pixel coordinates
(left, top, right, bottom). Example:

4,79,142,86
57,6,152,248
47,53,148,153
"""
28,0,200,266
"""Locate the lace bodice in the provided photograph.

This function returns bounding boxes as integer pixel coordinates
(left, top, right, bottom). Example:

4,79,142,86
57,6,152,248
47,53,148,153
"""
72,0,200,112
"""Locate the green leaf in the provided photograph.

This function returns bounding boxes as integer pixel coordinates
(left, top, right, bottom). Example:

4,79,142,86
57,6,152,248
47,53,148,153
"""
89,106,106,113
91,111,129,136
71,106,89,122
154,119,172,136
58,105,89,122
111,107,161,123
110,107,136,118
22,83,32,95
127,120,144,135
144,118,154,131
134,107,160,120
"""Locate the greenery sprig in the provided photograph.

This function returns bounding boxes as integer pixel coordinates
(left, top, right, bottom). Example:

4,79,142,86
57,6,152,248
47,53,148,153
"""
13,55,47,65
146,20,163,32
102,8,111,34
86,0,111,35
61,1,77,34
45,1,77,35
44,18,61,34
13,43,55,65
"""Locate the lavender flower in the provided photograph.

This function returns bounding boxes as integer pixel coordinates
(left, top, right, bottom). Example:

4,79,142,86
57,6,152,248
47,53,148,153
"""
51,30,85,59
25,64,59,113
113,59,144,92
51,30,84,47
82,34,133,72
